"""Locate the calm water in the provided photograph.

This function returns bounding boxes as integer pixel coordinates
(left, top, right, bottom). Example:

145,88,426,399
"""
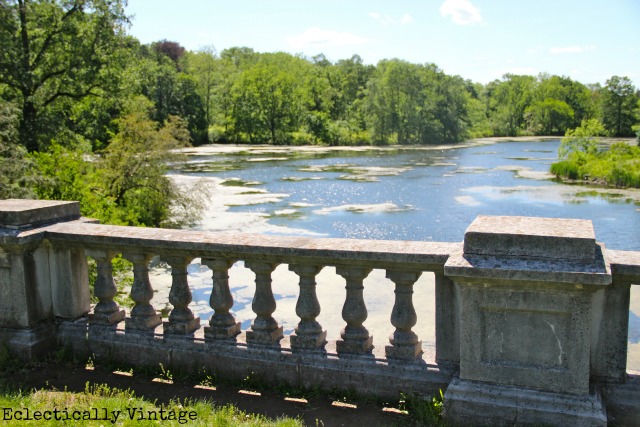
177,139,640,250
165,139,640,369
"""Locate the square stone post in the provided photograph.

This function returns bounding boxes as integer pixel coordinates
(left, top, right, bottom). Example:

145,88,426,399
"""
0,199,83,359
443,216,611,427
434,268,459,368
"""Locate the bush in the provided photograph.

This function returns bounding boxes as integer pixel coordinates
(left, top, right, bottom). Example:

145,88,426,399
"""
550,160,580,180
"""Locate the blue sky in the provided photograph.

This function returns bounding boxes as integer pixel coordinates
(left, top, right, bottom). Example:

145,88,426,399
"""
125,0,640,86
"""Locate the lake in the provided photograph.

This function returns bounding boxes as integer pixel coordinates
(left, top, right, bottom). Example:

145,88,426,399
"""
158,138,640,370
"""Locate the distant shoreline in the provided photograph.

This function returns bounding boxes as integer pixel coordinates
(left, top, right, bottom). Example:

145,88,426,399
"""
181,136,637,158
181,136,564,155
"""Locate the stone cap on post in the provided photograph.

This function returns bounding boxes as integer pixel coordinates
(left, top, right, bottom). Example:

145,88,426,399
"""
0,199,81,230
463,216,596,261
445,215,611,286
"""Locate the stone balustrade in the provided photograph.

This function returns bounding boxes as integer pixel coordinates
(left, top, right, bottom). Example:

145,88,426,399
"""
1,199,639,426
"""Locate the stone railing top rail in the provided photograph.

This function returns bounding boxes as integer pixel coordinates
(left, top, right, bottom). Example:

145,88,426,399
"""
42,221,459,270
607,249,640,278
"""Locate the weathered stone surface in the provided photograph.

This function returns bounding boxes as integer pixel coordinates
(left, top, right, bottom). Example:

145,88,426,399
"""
123,252,162,332
336,266,373,356
464,215,596,261
592,279,630,384
289,264,326,351
201,258,241,341
443,215,615,427
163,318,201,335
444,378,607,427
245,261,283,346
43,221,459,270
0,323,56,360
607,249,640,281
57,318,451,401
456,282,596,394
434,272,459,367
290,331,327,351
246,326,284,346
48,246,90,319
0,199,80,229
162,255,200,335
602,374,640,426
125,315,162,331
204,323,241,341
445,243,611,286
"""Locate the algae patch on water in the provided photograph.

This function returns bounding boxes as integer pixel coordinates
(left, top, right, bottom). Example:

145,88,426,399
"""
220,178,263,187
313,202,415,215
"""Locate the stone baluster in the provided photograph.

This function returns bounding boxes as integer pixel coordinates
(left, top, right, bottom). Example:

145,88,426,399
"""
123,252,162,331
86,249,125,326
289,264,326,351
385,270,423,361
162,255,200,335
201,258,240,341
336,266,373,355
245,261,283,345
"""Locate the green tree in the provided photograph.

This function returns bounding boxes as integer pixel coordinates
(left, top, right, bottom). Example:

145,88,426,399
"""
127,44,207,145
486,74,536,136
365,60,468,145
557,118,606,158
230,53,308,144
0,101,38,198
465,83,492,138
0,0,128,151
534,74,592,129
525,98,574,135
99,96,204,227
183,46,218,132
600,76,638,136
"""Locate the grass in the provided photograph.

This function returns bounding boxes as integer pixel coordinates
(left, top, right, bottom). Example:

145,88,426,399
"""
0,383,303,426
0,347,446,426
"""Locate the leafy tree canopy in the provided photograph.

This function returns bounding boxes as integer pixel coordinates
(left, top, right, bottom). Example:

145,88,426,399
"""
0,0,129,151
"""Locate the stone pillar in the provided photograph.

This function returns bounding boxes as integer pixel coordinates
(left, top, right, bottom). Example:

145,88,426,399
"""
245,261,283,346
443,216,611,427
162,255,200,335
201,258,240,341
0,199,82,359
289,264,326,351
86,249,125,325
434,270,459,368
123,252,162,331
48,245,90,319
592,264,633,384
336,266,373,355
385,270,422,361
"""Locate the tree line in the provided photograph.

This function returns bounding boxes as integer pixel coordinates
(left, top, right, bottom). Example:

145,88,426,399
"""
2,0,639,153
1,0,640,225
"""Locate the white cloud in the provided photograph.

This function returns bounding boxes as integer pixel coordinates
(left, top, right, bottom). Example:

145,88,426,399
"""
550,45,596,54
400,14,414,24
440,0,483,25
369,12,414,27
286,28,369,49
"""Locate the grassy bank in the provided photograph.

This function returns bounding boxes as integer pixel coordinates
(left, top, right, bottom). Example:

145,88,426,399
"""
551,142,640,188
